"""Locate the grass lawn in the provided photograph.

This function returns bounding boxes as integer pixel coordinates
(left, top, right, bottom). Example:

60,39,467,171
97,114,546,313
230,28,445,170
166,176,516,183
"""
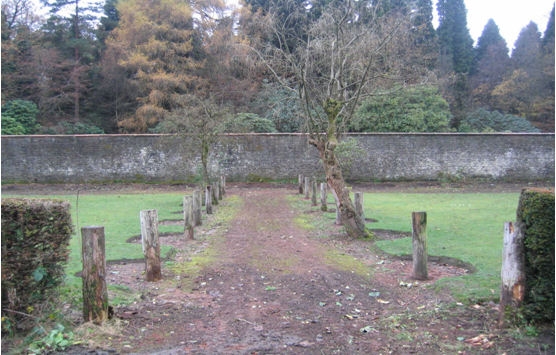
2,191,188,300
365,192,520,303
3,189,519,304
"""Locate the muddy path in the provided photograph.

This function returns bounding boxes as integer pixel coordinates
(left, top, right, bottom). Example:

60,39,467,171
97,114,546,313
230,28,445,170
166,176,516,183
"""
4,183,552,354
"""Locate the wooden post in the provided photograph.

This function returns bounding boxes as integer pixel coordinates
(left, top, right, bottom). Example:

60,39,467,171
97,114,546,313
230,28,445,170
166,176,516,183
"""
140,210,162,282
499,221,525,327
354,192,364,220
220,175,226,197
320,183,328,212
183,195,194,240
298,174,304,194
212,181,219,205
205,185,213,214
81,226,109,324
193,189,202,226
311,180,317,206
304,177,310,199
412,211,428,280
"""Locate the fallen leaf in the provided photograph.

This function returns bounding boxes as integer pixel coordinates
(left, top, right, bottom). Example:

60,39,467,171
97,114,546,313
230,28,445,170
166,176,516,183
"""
360,325,375,333
368,291,380,298
377,299,390,304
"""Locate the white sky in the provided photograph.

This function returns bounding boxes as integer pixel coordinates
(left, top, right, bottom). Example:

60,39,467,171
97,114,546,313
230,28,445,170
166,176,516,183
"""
32,0,554,51
434,0,555,50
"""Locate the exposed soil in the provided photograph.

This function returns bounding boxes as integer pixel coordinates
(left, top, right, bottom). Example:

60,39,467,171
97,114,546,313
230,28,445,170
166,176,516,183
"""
2,182,554,354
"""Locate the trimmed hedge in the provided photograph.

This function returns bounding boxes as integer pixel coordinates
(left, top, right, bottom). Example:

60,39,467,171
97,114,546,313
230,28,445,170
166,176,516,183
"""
1,198,73,332
516,188,555,324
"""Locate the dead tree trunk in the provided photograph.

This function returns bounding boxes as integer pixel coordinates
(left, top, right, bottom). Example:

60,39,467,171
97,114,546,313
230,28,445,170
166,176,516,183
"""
205,185,213,214
412,212,428,280
140,210,162,282
320,183,328,211
81,226,109,324
499,221,525,327
183,195,194,240
193,189,202,226
299,174,304,194
304,177,310,199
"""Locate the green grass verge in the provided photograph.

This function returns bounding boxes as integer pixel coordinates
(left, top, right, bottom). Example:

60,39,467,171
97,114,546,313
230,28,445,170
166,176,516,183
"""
2,192,189,297
366,192,519,303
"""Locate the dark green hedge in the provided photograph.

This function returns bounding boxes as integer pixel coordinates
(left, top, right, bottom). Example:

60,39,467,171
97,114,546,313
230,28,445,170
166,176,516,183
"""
1,198,73,331
516,188,555,324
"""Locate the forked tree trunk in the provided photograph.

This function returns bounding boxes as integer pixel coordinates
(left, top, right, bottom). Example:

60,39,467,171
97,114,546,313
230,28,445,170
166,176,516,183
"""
309,137,369,238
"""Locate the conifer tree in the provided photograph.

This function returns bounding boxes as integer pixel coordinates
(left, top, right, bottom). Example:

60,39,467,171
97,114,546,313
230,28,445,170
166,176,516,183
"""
470,19,510,110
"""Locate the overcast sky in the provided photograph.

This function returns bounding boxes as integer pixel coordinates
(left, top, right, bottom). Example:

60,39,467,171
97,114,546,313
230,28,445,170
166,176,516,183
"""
434,0,555,50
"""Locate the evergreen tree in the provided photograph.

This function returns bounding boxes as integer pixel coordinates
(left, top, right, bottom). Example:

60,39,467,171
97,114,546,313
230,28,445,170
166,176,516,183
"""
39,0,101,125
436,0,474,74
436,0,474,129
469,19,510,110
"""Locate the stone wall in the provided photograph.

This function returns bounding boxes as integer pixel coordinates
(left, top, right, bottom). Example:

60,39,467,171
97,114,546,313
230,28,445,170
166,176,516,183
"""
1,133,553,183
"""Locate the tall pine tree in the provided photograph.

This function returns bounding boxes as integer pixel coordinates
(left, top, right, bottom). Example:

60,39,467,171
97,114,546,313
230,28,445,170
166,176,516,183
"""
469,19,510,110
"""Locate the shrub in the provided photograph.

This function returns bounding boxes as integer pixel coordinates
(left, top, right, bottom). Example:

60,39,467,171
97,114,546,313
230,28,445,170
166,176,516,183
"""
516,188,555,323
351,86,452,132
1,100,39,135
1,199,73,333
223,113,277,133
458,108,540,132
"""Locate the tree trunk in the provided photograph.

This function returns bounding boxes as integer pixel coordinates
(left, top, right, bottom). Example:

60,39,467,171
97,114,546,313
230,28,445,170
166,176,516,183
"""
311,180,317,206
140,210,162,282
81,226,109,324
309,136,370,238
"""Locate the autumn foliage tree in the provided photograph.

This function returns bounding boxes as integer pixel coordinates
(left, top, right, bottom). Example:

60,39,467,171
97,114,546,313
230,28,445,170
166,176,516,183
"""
106,0,205,132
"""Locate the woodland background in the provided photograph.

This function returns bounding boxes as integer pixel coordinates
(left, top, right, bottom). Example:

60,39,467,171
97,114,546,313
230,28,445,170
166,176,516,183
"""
1,0,554,135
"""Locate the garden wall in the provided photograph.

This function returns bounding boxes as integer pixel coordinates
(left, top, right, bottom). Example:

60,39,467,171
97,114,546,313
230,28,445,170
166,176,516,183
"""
1,133,553,183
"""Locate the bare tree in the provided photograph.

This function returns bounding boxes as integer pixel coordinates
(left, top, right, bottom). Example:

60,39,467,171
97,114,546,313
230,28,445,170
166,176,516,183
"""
246,0,412,237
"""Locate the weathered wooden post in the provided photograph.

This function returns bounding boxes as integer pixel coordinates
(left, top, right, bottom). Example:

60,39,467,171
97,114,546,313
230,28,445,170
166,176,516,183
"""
499,221,525,326
304,177,310,199
412,211,428,280
354,192,364,220
205,185,213,214
81,226,109,324
311,180,318,206
193,189,202,226
212,181,220,206
220,175,226,197
298,174,304,194
320,183,328,211
183,195,194,240
140,210,162,282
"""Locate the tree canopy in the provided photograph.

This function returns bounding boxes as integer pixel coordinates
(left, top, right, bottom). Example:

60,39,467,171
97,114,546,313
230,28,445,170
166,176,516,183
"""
0,0,553,133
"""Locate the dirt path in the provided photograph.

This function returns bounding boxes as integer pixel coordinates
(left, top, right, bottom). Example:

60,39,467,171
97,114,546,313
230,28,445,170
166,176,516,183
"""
27,184,551,354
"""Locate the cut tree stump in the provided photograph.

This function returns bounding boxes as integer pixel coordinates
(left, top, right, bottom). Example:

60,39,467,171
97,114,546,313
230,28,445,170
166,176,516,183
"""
193,189,202,226
499,221,525,326
206,186,213,214
140,210,162,282
183,195,194,240
412,211,428,280
320,183,328,211
81,226,109,324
